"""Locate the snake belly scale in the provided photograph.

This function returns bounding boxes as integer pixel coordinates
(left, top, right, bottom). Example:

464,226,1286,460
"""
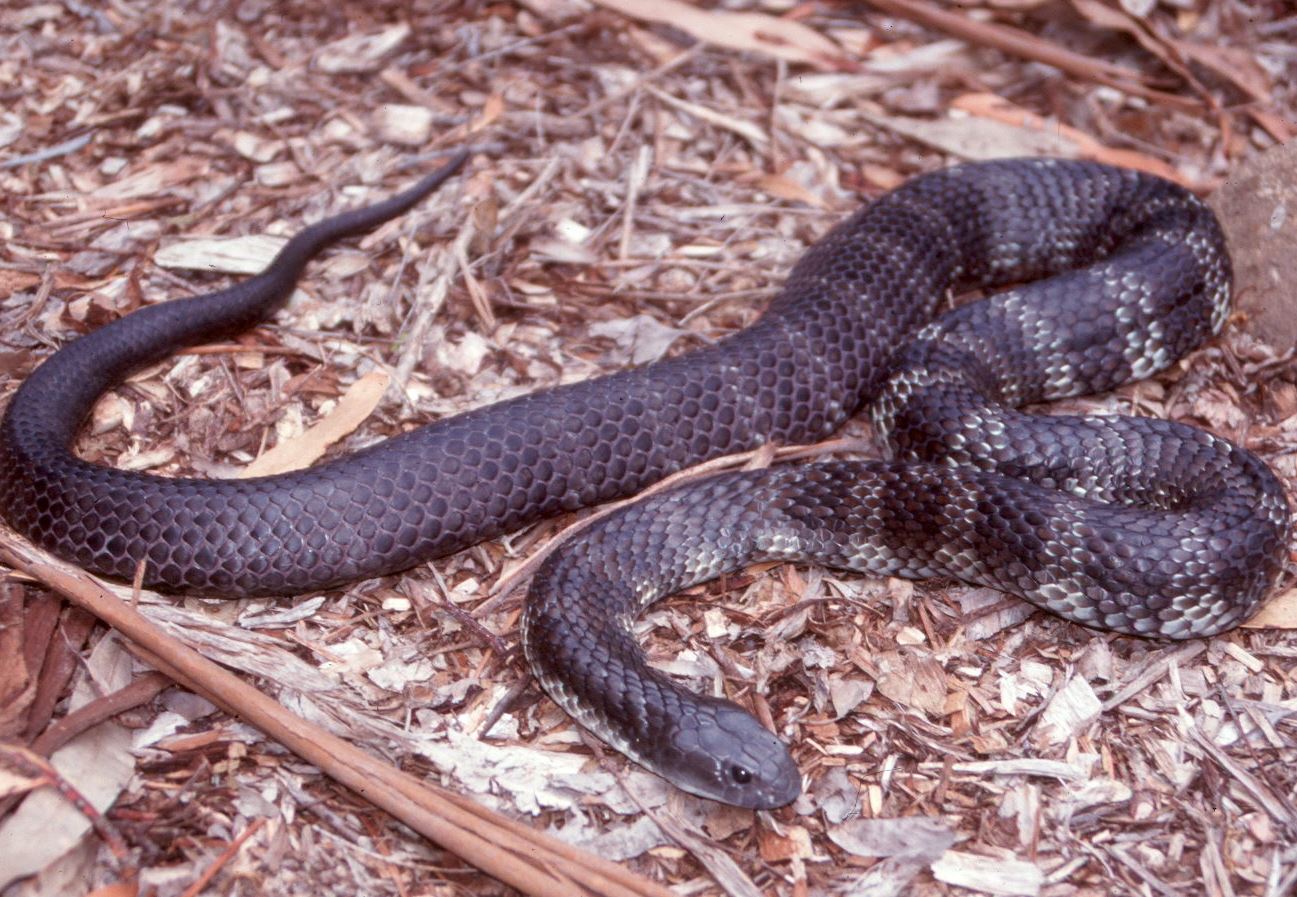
0,153,1288,809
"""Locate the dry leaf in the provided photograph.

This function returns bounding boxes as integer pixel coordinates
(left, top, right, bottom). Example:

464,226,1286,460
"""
931,850,1043,896
239,368,390,477
589,314,688,366
1244,587,1297,630
0,639,134,890
861,107,1077,162
949,93,1186,183
754,172,827,208
472,93,506,132
593,0,847,70
828,816,954,860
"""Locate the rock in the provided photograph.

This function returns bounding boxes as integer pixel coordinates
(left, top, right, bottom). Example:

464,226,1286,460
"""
1210,141,1297,351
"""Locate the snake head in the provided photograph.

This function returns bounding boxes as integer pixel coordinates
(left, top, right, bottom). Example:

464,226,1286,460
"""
658,697,801,809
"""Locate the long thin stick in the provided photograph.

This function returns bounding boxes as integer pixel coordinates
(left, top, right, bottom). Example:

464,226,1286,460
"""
0,530,674,897
866,0,1201,112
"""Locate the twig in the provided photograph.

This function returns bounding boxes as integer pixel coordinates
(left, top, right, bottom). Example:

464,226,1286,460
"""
1100,642,1206,712
0,528,674,897
0,744,131,867
865,0,1202,113
614,771,766,897
481,438,874,611
1187,727,1297,829
0,132,94,169
178,816,267,897
30,672,171,758
619,145,653,261
572,44,704,119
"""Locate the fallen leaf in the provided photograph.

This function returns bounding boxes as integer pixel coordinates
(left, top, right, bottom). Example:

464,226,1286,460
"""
85,881,138,897
931,849,1043,896
754,172,827,208
1244,587,1297,630
0,638,135,890
154,233,285,276
828,816,954,860
472,93,506,132
593,0,847,70
861,106,1077,163
950,93,1187,183
589,314,688,366
239,368,390,477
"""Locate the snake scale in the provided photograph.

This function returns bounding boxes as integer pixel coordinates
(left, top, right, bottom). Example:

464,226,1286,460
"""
0,151,1288,808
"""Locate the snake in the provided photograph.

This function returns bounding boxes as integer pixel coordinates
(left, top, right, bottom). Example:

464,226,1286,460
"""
0,152,1288,810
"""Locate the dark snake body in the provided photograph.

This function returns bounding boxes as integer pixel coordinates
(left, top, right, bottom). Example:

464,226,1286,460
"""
1,155,1289,808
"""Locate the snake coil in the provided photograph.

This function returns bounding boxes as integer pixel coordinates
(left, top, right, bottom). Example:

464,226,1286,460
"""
0,154,1287,808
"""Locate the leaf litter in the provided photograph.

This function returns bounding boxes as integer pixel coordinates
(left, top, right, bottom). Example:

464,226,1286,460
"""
0,2,1296,896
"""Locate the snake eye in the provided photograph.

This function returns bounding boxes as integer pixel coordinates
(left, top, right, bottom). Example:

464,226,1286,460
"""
729,764,752,785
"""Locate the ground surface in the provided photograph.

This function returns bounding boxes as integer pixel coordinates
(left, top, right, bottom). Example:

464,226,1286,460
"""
1,2,1296,896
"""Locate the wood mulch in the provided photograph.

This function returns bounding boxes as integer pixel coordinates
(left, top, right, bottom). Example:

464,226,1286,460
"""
1,2,1295,896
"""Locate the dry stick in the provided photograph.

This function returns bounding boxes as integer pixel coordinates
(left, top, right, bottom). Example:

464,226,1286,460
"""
0,744,131,865
1187,728,1297,829
494,440,845,600
177,817,267,897
31,671,171,757
572,43,703,120
0,531,674,897
1100,642,1205,712
482,456,763,612
128,636,659,897
865,0,1202,113
483,436,876,611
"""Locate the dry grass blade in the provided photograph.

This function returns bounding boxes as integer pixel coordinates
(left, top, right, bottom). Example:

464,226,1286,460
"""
0,527,673,897
1187,728,1297,829
485,436,875,607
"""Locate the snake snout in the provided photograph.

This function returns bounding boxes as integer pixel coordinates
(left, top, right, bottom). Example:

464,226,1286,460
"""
665,700,801,809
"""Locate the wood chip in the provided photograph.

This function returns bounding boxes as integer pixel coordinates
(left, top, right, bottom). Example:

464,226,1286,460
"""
930,850,1043,896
